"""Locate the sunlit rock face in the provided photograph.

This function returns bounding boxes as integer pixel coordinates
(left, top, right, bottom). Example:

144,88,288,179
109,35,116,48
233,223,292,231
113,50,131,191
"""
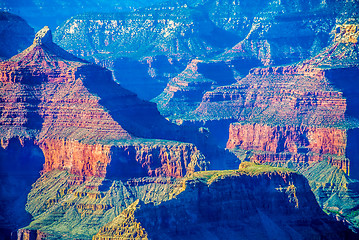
17,163,357,239
1,1,359,239
0,26,208,238
202,21,359,228
153,17,359,229
0,25,204,177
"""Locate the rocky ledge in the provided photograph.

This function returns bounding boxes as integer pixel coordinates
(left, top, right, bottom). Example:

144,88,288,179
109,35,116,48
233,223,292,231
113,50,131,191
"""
18,163,357,239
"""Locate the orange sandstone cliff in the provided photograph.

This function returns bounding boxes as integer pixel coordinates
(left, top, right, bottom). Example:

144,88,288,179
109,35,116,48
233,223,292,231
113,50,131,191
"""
0,26,206,179
189,22,359,175
0,27,208,235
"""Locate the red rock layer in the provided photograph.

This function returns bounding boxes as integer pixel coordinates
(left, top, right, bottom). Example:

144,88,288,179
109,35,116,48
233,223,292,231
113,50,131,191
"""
40,139,111,178
41,139,205,178
17,229,48,240
195,72,346,126
227,122,349,173
227,123,346,155
0,27,204,179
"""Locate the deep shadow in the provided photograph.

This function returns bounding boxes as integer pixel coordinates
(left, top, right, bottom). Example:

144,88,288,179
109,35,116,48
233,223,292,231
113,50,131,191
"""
77,64,182,140
326,68,359,119
105,146,148,180
113,56,187,100
0,139,44,239
78,64,239,172
325,68,359,180
197,62,236,86
347,128,359,180
230,58,263,77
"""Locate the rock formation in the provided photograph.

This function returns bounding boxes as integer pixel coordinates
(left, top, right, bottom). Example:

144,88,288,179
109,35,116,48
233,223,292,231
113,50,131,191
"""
19,163,357,239
0,26,208,237
153,59,237,118
53,6,240,99
174,20,359,228
53,0,357,100
2,1,359,239
0,25,205,177
2,0,168,31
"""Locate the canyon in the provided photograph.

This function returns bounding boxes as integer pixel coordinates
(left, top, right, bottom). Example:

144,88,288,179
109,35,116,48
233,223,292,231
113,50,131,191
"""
1,1,359,239
154,20,359,229
18,163,357,239
0,26,209,238
52,0,354,100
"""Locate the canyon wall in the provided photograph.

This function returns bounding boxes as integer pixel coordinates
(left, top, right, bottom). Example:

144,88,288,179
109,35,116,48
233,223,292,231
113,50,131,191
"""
0,26,210,238
18,163,357,239
40,139,206,179
227,122,349,174
52,0,352,100
93,163,356,240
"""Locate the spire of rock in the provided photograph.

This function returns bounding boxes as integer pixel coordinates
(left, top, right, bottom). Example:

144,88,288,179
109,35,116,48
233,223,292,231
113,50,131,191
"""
7,25,87,63
33,26,53,46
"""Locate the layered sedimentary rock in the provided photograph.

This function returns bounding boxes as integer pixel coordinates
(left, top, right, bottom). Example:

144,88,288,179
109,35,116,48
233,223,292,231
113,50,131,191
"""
2,0,168,31
41,139,206,179
227,123,349,174
196,20,359,161
54,6,239,60
19,163,357,239
153,59,237,117
0,11,34,61
0,26,208,238
0,26,204,178
54,0,359,100
153,21,359,229
53,6,239,99
209,0,358,67
205,21,359,228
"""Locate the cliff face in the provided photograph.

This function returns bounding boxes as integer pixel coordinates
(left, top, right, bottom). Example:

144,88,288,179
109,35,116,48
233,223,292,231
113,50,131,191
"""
227,123,347,156
54,7,239,60
153,59,237,118
41,139,206,179
193,66,348,126
195,21,359,153
53,0,349,100
0,26,202,178
218,22,359,229
18,170,186,239
227,123,349,173
0,26,209,238
2,0,168,31
92,163,356,240
152,21,359,229
53,6,240,100
19,164,356,240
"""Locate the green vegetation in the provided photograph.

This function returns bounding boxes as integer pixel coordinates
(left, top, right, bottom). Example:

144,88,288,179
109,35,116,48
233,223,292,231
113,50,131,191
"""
93,200,148,240
188,161,295,185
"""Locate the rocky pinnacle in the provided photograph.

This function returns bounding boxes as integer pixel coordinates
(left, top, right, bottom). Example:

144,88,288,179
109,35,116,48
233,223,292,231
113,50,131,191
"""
33,26,53,46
